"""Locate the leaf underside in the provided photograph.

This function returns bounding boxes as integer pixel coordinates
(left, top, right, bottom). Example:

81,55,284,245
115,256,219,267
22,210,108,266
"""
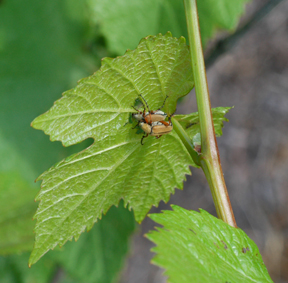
30,33,195,265
30,33,231,265
147,205,273,283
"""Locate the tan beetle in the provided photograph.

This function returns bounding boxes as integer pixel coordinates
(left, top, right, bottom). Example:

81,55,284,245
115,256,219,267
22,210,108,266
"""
139,120,173,145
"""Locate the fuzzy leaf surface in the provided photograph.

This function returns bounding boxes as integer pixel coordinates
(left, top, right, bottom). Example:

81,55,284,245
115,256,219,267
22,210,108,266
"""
30,33,195,265
147,205,273,283
32,33,193,146
88,0,250,54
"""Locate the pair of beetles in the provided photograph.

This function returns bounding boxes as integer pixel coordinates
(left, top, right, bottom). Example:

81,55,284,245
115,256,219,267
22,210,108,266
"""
131,94,173,144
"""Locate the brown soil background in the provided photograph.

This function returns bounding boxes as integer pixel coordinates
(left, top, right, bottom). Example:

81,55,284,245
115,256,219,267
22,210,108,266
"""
119,1,288,282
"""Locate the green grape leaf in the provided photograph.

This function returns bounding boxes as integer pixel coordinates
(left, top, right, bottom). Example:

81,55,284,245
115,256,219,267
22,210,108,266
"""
147,205,273,283
88,0,250,54
30,33,195,265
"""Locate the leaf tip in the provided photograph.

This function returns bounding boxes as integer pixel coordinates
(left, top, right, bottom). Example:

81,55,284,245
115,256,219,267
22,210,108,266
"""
165,31,172,37
179,36,187,44
140,35,152,44
101,57,113,66
28,252,36,267
35,173,44,183
170,204,182,212
30,116,40,130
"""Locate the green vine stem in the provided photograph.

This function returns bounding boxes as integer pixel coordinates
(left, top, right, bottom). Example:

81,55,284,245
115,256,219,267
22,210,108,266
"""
183,0,237,227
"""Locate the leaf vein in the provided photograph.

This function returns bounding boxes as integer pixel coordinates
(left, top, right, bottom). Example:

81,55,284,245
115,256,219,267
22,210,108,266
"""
35,144,139,252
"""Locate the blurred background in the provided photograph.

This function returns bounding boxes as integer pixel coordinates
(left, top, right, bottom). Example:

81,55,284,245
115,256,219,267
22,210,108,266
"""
0,0,287,282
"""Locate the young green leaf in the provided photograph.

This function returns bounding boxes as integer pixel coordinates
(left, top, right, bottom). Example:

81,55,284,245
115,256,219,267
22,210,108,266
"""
175,107,232,139
30,33,195,265
147,205,273,283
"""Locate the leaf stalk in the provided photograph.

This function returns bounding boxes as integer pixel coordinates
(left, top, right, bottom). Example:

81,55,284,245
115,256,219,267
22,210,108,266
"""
183,0,237,227
172,117,201,166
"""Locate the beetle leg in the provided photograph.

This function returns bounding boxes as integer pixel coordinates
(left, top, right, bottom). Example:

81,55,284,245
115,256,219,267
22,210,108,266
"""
124,113,133,127
141,133,149,145
155,135,162,139
144,112,153,125
169,110,176,119
132,106,141,113
159,120,170,126
132,121,140,129
186,122,197,129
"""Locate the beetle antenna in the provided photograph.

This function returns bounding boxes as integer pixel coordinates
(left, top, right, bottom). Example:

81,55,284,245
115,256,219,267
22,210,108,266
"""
158,95,169,110
168,108,176,120
139,94,150,112
132,121,140,129
132,106,140,113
